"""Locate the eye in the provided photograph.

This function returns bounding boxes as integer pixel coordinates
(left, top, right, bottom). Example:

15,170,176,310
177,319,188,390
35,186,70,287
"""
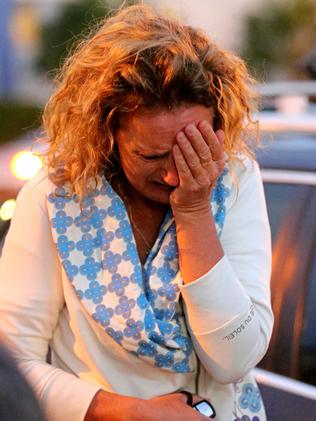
139,151,170,160
142,154,162,160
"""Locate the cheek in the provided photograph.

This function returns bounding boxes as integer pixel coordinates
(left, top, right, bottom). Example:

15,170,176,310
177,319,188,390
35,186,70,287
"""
121,158,137,177
119,151,137,174
121,157,157,184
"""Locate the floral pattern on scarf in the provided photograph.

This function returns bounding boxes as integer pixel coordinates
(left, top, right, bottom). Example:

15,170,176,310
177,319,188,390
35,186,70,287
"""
47,169,230,372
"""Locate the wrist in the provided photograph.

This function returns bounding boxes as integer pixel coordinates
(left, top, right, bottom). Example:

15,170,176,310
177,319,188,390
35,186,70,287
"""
84,390,104,421
172,203,212,221
84,390,143,421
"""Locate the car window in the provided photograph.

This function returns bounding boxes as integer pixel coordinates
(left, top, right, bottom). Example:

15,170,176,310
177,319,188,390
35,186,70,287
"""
263,182,300,243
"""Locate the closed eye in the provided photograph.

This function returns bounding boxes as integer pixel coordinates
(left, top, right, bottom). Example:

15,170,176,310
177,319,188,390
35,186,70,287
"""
142,155,163,160
140,152,170,160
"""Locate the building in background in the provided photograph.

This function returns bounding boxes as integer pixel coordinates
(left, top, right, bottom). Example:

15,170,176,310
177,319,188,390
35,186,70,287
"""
0,0,14,98
0,0,78,104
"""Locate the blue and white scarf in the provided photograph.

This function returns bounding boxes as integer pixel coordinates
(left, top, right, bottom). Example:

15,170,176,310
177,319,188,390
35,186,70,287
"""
47,169,230,373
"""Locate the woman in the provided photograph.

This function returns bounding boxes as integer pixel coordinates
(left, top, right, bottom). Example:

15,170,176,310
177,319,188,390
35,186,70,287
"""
0,4,273,421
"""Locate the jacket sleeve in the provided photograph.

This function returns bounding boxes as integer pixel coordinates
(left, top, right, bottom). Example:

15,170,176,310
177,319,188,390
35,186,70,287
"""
0,176,100,421
180,158,273,384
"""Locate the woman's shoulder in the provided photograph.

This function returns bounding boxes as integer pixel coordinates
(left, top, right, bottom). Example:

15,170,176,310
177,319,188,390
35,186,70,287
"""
218,155,259,190
225,155,262,205
16,167,57,209
232,154,259,178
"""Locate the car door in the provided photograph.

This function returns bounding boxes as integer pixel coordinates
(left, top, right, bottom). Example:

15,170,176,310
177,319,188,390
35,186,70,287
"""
259,169,316,383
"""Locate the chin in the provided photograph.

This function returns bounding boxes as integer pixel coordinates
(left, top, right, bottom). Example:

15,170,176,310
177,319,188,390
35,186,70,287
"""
130,181,173,206
144,188,171,206
150,193,171,205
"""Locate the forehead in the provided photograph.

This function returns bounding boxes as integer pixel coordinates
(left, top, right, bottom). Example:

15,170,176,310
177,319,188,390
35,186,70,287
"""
118,104,214,151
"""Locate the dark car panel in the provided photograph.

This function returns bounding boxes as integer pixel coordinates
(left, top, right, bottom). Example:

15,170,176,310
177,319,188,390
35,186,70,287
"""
258,379,316,421
259,181,316,384
255,123,316,419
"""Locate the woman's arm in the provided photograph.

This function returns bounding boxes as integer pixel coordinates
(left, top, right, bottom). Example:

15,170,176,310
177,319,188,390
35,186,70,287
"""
171,122,225,283
178,159,273,383
170,122,272,383
0,174,210,421
0,175,101,420
84,389,208,421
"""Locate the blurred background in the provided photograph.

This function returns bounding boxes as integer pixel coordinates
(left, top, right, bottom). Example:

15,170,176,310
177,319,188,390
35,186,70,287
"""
1,0,316,133
0,0,316,215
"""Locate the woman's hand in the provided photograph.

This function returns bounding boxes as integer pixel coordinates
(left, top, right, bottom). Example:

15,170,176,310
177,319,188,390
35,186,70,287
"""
85,390,210,420
170,120,225,216
139,392,212,420
169,120,225,283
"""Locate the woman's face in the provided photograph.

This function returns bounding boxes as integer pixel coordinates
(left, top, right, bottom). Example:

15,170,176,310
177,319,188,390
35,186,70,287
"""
115,104,214,205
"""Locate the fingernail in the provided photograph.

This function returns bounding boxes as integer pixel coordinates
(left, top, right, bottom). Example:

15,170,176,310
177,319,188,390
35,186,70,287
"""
177,131,186,142
199,120,209,129
185,124,195,135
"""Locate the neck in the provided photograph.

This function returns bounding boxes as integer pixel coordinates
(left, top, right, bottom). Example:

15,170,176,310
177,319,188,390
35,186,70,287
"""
113,174,168,265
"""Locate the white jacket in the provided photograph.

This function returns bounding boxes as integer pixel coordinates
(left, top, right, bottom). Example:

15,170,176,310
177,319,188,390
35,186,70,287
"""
0,158,273,421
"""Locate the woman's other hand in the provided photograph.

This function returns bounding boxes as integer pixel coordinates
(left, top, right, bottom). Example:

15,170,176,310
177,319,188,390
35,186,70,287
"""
84,390,209,420
142,392,211,420
170,121,225,216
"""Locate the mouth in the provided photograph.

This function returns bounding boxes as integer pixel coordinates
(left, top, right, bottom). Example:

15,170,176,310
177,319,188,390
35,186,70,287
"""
154,182,174,191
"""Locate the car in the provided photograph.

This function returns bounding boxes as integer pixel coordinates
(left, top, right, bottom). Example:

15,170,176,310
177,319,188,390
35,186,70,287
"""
253,117,316,420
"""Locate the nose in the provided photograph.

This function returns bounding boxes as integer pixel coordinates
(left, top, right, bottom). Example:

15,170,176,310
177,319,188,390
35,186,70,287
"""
161,156,179,187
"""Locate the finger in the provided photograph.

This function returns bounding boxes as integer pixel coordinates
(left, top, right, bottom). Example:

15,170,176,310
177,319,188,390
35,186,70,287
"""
191,394,207,406
183,124,212,165
197,121,224,161
176,131,220,185
176,131,204,179
177,393,212,420
178,391,193,406
177,132,209,180
172,144,194,184
178,392,208,407
215,128,225,144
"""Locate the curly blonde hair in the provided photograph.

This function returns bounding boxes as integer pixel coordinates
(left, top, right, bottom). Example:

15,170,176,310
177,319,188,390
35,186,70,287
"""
43,4,258,199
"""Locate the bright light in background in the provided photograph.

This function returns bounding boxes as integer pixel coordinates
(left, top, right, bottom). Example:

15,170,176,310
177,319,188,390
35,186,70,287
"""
0,199,16,221
10,150,43,181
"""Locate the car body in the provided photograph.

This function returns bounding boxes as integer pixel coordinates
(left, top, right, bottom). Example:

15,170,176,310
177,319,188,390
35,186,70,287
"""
255,88,316,389
252,118,316,419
